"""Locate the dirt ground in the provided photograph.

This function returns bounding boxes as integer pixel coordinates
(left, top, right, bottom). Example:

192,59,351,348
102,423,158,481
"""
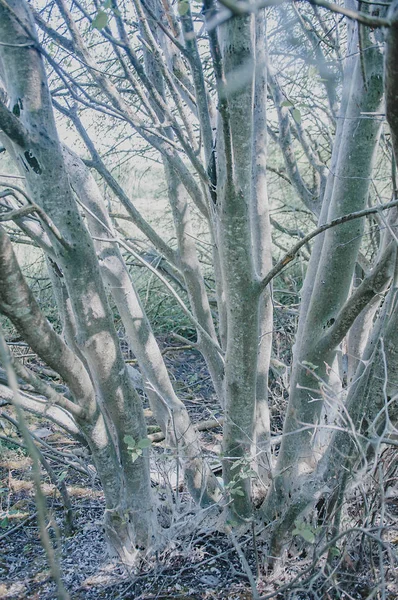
1,340,397,600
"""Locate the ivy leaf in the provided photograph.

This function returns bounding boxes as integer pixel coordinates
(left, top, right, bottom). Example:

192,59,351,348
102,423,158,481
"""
243,468,257,478
292,108,302,125
137,438,151,449
124,435,136,449
92,11,109,30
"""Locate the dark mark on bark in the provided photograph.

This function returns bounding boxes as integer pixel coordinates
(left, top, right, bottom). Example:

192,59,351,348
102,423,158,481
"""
12,99,23,117
324,317,335,329
24,150,42,174
19,155,29,172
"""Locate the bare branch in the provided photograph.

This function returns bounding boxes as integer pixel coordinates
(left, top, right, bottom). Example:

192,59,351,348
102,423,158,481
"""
260,199,398,292
0,182,70,248
320,242,397,349
216,0,392,28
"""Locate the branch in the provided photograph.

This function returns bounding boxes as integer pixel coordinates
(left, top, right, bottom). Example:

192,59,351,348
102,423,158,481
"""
33,9,74,53
0,327,70,599
0,383,82,440
0,225,96,419
0,411,74,533
259,199,398,292
53,102,177,265
385,0,398,163
53,0,210,211
0,188,55,255
139,0,187,56
267,66,319,214
0,204,36,221
0,99,29,147
75,194,223,357
0,182,69,249
305,0,391,27
149,416,224,442
10,356,84,419
216,0,392,28
320,242,397,350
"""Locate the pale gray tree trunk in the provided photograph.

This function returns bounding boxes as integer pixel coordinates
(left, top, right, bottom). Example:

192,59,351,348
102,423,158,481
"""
261,26,386,545
0,0,156,562
280,52,381,466
251,13,273,480
216,13,261,520
137,0,225,404
63,147,220,505
0,224,143,560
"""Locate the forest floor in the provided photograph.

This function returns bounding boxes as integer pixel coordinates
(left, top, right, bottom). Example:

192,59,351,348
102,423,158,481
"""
1,337,397,600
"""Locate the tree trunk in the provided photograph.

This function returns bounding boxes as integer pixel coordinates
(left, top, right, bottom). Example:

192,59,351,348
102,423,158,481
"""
0,0,155,562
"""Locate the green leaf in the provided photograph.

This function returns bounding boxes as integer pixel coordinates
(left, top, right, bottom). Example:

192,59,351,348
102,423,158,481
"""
124,435,136,448
226,519,239,527
92,11,109,30
231,461,242,470
103,0,112,8
329,546,340,557
178,0,190,16
292,108,302,125
245,469,257,478
130,449,143,463
137,438,151,449
281,100,294,107
300,528,315,543
58,471,68,484
0,516,9,528
293,526,315,544
231,488,245,496
308,66,317,78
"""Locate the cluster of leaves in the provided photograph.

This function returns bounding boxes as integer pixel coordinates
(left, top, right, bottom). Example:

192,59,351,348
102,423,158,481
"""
124,435,152,462
225,455,257,498
291,519,340,558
